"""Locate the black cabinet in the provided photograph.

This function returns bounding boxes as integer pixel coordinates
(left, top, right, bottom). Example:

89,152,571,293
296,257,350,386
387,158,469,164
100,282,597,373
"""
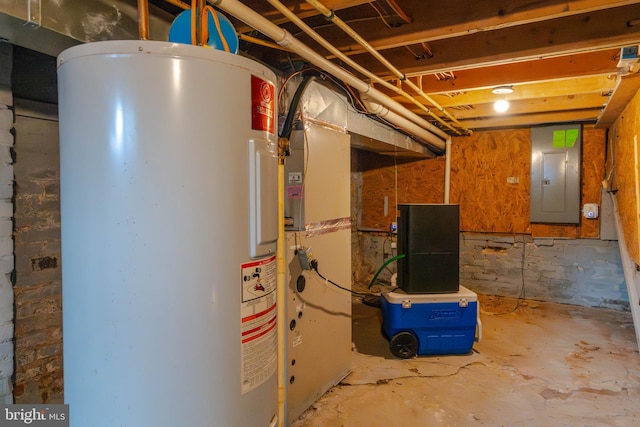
397,204,459,294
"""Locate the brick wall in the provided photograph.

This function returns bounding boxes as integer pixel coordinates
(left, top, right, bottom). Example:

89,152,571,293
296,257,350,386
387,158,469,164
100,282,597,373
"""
0,43,14,404
0,46,64,404
12,100,62,404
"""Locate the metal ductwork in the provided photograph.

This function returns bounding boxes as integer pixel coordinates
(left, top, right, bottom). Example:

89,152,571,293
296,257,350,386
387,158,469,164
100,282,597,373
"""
0,0,173,56
211,0,448,152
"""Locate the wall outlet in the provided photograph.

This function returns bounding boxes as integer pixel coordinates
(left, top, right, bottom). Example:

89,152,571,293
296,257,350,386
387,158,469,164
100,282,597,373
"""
583,203,599,219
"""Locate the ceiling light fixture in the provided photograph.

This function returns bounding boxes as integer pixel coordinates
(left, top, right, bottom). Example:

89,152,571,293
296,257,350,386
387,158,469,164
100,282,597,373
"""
492,85,514,95
494,99,510,113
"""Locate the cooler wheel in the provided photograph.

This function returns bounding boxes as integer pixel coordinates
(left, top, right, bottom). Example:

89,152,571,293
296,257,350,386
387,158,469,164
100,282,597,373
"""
389,331,418,359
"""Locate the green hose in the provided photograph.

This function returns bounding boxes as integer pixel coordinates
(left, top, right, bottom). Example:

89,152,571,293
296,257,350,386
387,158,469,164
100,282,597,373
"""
367,253,405,289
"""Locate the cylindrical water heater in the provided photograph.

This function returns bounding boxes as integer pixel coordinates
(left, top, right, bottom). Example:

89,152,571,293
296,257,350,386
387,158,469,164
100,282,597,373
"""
57,41,279,426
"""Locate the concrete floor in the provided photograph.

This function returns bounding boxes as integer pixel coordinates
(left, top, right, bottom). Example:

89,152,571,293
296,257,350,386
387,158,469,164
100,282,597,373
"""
292,294,640,426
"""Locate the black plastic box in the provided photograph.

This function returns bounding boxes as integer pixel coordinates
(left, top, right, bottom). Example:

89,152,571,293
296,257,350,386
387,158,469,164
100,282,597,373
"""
397,204,459,294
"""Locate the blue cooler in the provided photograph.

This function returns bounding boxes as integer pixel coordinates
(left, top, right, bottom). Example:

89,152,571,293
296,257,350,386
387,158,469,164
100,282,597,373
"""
381,286,481,358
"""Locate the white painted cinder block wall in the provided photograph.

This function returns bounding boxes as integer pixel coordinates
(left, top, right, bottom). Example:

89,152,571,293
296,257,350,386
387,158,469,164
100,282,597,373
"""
0,42,14,404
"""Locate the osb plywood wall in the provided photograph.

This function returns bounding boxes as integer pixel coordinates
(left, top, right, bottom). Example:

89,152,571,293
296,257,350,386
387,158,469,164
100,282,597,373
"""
612,89,640,264
359,128,606,238
359,151,444,230
579,128,605,237
450,130,531,233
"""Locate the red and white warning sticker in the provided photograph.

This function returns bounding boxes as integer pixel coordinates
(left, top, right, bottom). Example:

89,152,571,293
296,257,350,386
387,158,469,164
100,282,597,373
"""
251,75,275,134
240,255,277,394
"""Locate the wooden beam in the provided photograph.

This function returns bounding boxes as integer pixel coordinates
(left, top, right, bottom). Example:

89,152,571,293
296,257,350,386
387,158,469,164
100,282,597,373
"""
458,109,601,130
401,93,608,125
400,50,621,94
596,71,640,127
442,76,615,107
341,5,640,77
380,75,616,108
328,0,640,54
233,0,371,33
445,93,610,119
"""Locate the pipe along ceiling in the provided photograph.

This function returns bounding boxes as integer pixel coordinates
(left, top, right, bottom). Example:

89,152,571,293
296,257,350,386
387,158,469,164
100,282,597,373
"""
206,0,451,153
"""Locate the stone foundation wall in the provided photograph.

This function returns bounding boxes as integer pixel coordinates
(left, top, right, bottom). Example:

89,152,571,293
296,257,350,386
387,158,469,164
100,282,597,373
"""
354,231,628,310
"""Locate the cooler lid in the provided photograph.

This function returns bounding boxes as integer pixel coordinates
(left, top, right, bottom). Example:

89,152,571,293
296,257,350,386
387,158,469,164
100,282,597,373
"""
383,285,477,304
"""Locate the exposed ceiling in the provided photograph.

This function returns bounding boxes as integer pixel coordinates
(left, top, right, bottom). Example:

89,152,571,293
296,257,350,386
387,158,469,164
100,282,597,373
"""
2,0,640,138
199,0,639,137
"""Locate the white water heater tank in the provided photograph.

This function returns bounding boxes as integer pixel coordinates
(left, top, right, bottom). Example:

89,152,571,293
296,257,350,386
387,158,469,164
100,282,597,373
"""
57,41,279,426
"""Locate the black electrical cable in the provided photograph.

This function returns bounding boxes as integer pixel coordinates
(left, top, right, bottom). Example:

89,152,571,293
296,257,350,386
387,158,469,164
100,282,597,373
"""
279,73,319,141
495,234,527,315
310,260,371,297
362,294,382,307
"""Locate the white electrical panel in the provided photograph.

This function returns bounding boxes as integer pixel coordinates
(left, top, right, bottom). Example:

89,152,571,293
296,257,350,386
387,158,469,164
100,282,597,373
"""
530,124,582,223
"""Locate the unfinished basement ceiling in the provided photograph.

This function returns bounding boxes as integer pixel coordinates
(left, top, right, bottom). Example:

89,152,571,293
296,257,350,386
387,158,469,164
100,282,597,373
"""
222,0,640,133
144,0,640,134
2,0,640,135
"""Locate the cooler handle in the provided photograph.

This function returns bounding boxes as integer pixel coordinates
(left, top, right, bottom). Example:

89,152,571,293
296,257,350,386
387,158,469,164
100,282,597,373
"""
475,303,482,342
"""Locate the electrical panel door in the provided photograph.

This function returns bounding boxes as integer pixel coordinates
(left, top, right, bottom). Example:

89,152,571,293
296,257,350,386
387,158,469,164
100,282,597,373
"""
530,124,581,223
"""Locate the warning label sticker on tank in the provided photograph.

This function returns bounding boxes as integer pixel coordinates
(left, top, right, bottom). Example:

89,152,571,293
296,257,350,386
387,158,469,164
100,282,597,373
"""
240,255,277,394
288,172,302,184
251,75,275,134
287,185,303,199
